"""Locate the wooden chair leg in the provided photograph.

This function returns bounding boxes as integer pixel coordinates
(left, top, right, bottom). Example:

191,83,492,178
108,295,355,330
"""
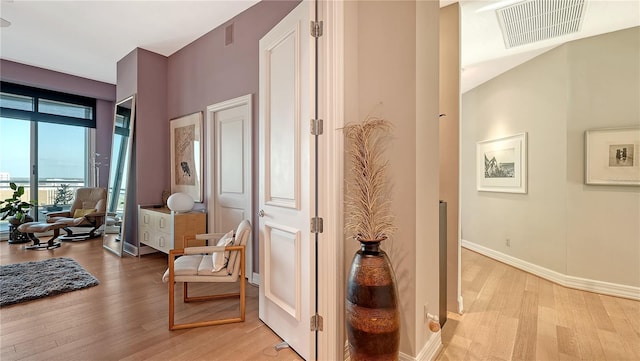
169,281,175,330
240,248,246,321
169,247,247,331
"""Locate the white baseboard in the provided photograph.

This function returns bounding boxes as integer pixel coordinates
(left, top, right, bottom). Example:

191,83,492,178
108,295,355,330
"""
251,272,260,286
407,331,442,361
104,225,119,233
344,332,441,361
397,332,441,361
461,239,640,301
123,242,137,256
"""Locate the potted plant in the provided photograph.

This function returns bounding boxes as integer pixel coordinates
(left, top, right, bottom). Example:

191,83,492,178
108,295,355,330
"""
0,182,36,243
343,117,400,360
47,184,74,211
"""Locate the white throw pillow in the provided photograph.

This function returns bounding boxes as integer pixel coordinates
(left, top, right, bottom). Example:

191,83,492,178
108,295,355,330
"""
211,230,235,272
226,229,245,274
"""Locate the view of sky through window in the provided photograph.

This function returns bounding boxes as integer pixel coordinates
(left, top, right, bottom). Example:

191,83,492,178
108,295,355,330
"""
0,117,85,180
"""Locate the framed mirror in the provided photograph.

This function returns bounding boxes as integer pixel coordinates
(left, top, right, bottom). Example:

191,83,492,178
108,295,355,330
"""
103,95,136,256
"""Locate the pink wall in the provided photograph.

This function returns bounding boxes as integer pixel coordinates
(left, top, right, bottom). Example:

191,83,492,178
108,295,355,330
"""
0,59,116,188
116,48,169,246
1,59,115,100
135,49,169,206
167,0,300,268
167,0,299,118
116,50,138,103
115,1,297,251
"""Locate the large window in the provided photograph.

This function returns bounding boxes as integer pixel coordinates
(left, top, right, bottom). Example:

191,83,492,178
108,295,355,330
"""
0,81,95,126
0,82,97,235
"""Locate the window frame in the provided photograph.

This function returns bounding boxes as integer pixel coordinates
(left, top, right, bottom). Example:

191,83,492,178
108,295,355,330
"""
0,81,97,128
0,82,98,230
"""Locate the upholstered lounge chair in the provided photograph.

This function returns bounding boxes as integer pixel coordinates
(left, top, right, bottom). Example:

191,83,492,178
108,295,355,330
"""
46,187,107,241
163,219,251,330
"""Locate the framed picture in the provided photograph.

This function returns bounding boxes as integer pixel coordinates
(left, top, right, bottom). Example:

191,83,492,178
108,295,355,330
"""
585,127,640,186
170,112,203,202
477,133,528,193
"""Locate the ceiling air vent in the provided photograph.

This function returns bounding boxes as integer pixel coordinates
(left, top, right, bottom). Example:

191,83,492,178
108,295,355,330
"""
497,0,586,49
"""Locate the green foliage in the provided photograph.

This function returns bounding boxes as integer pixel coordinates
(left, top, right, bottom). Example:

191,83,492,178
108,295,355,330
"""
0,182,35,222
53,184,74,206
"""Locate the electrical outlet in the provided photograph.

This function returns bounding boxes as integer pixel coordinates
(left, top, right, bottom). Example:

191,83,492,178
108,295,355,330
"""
506,238,511,247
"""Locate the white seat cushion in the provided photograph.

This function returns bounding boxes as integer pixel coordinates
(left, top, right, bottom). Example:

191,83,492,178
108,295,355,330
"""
162,254,235,283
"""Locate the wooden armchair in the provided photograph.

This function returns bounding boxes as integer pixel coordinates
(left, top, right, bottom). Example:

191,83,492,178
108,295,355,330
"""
162,219,251,330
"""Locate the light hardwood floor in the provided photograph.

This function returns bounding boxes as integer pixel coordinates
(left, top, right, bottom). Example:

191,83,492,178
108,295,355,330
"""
436,248,640,361
0,238,303,361
3,239,638,361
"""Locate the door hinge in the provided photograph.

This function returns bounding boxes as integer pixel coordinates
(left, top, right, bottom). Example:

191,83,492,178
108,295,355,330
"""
310,314,323,331
310,217,323,234
310,118,323,136
311,20,323,38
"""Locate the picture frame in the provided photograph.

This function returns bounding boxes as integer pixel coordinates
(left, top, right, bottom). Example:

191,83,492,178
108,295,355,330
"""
170,112,203,202
477,133,528,193
585,127,640,186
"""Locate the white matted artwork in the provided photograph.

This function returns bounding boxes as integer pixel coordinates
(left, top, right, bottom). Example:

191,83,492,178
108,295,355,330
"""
585,127,640,186
477,133,528,193
170,112,203,202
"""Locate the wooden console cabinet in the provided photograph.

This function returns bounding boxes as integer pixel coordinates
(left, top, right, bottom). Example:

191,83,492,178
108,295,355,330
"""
138,206,206,254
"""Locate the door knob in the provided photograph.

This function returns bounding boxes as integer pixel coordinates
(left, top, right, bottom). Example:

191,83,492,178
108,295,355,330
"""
258,209,265,217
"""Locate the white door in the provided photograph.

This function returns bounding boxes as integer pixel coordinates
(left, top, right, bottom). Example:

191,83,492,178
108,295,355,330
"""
206,95,253,279
258,1,314,359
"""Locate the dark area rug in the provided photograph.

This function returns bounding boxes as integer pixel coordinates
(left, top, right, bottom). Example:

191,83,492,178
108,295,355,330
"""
0,257,99,306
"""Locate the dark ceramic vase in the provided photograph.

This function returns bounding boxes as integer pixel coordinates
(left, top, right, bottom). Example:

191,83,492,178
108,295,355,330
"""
346,240,400,361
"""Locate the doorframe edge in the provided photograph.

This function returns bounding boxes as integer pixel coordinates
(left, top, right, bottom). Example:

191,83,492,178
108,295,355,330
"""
317,0,345,360
205,93,254,281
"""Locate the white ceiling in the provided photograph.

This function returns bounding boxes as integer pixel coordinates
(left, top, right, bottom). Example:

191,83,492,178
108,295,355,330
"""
447,0,640,93
0,0,260,84
1,0,638,91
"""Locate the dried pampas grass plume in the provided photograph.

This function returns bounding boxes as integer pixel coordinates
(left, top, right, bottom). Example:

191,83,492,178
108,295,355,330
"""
344,117,396,242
